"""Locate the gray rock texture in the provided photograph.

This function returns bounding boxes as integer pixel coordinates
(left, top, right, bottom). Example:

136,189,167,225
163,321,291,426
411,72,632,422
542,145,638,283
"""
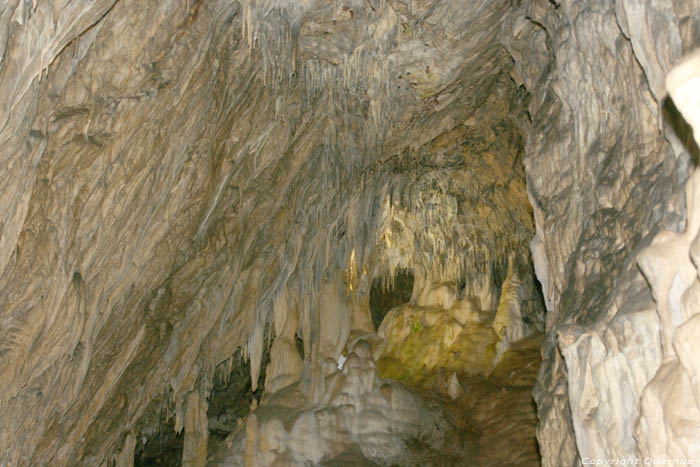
0,0,535,465
1,0,700,465
506,0,700,465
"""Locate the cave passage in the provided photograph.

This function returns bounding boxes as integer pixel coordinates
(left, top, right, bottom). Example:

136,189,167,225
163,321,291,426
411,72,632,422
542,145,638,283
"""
4,0,697,466
369,269,415,331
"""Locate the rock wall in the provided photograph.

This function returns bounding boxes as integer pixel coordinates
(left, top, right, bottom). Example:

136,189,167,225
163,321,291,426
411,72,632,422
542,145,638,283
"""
506,0,700,465
1,2,270,464
634,51,700,463
0,0,535,465
3,0,697,464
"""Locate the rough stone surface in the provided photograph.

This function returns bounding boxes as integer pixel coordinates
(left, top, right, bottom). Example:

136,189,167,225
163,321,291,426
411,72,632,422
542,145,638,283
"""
505,1,700,465
0,0,537,465
2,0,700,465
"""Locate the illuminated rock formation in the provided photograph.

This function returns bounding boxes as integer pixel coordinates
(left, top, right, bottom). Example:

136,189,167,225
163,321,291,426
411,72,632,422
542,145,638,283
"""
0,0,699,465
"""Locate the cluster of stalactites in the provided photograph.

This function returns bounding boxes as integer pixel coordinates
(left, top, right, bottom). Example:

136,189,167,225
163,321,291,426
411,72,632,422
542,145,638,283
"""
233,0,532,397
233,4,409,385
371,173,532,300
240,0,402,136
239,183,382,394
237,152,536,394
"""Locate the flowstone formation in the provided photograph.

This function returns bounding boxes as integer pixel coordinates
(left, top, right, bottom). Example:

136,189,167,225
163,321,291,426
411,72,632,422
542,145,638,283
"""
632,51,700,463
505,2,700,465
376,300,497,387
208,339,465,466
550,52,700,464
375,251,541,390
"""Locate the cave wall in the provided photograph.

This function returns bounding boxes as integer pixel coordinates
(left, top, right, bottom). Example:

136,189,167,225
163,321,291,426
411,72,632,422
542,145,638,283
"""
1,2,270,464
506,0,700,465
0,0,532,465
2,0,699,465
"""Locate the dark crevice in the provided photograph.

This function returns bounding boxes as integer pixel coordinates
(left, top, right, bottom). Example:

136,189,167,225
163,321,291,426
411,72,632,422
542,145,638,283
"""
207,346,269,443
133,401,183,467
369,269,414,330
134,343,271,466
663,95,700,167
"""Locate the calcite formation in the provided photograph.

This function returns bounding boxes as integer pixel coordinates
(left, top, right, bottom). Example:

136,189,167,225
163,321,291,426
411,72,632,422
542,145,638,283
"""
634,51,700,462
1,0,700,465
506,1,700,465
375,251,539,389
376,302,497,387
551,51,700,462
0,0,536,464
208,339,460,466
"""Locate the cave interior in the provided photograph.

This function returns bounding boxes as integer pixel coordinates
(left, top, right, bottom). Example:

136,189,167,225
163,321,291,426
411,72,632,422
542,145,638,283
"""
1,0,700,466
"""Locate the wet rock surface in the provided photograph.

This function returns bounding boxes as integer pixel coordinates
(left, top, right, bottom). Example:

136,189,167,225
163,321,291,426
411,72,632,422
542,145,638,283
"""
1,0,700,465
506,1,700,465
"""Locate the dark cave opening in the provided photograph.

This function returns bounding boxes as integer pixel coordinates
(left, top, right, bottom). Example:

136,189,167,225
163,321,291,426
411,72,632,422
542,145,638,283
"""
369,269,415,330
134,345,271,466
206,346,269,444
133,401,183,467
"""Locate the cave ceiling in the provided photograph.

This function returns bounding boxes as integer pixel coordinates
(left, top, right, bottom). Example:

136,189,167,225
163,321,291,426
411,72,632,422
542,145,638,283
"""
0,0,537,464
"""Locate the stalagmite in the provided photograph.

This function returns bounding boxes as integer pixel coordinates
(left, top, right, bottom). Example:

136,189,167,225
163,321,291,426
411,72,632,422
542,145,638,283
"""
264,289,303,393
317,269,352,362
183,390,209,467
209,338,457,465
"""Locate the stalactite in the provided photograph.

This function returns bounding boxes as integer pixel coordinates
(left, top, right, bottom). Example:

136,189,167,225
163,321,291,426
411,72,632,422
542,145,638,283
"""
0,0,542,464
182,389,208,467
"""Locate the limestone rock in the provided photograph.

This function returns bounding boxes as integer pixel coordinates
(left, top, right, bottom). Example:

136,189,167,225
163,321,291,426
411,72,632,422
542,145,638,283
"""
209,339,457,466
558,307,662,458
183,390,208,467
376,302,499,387
0,0,529,461
505,1,698,464
492,254,533,356
2,0,699,464
452,296,484,326
415,281,457,310
447,372,463,400
633,50,700,464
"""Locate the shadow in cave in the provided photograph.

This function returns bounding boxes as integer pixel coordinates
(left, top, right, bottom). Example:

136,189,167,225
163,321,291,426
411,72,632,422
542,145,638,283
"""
369,269,414,330
134,344,272,466
133,414,183,467
663,95,700,167
206,345,270,444
368,260,546,466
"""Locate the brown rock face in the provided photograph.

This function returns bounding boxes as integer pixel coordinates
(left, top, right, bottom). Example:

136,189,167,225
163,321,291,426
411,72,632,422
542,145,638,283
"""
1,0,699,465
506,1,700,465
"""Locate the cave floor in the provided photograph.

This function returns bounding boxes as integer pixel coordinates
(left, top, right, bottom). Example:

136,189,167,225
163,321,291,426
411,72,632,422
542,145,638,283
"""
140,332,543,466
457,331,543,466
322,332,544,467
